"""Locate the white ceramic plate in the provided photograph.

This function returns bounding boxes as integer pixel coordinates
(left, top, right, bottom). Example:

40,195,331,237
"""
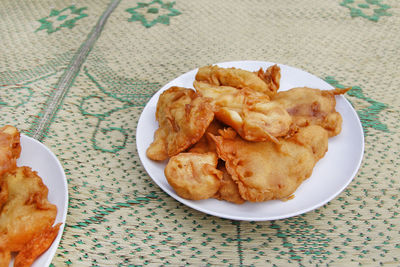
9,135,68,267
136,61,364,221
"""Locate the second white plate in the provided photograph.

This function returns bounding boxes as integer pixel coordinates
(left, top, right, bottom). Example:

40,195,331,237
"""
136,61,364,221
9,135,69,267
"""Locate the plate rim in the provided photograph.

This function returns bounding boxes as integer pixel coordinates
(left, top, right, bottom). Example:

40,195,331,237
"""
136,60,365,221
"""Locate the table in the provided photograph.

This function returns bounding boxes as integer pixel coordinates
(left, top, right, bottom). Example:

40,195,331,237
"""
1,0,399,265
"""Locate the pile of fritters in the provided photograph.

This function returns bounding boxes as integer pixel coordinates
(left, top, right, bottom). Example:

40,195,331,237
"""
0,125,60,267
146,65,349,204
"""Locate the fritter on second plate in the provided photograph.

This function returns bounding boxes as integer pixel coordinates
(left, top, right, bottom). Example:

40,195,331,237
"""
0,125,21,177
0,166,59,266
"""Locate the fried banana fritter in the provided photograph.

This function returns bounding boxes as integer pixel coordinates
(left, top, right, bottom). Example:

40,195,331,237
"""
214,164,245,204
211,125,328,202
195,64,280,98
0,126,60,266
164,152,222,200
273,87,350,137
0,250,11,267
189,120,225,154
0,167,58,261
14,223,61,267
255,64,281,97
194,81,292,142
0,125,21,178
146,87,214,161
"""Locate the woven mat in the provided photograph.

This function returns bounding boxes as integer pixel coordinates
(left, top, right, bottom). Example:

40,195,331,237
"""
1,0,399,266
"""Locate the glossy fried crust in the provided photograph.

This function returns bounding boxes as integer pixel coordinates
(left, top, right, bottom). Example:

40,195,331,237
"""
195,65,280,98
214,165,245,204
194,81,292,142
0,167,58,253
0,125,21,177
165,152,222,200
211,125,328,202
146,87,214,161
14,223,61,267
255,64,281,97
273,87,350,137
189,119,225,154
0,250,11,267
0,125,21,213
0,126,60,266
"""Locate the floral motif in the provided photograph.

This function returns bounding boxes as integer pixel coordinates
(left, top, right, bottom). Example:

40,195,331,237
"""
79,66,158,153
340,0,391,22
36,5,88,34
126,0,181,28
0,86,33,108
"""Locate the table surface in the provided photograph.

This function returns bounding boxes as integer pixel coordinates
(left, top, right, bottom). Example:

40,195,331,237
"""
1,0,399,266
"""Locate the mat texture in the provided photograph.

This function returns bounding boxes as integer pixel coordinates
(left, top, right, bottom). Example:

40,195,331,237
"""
1,0,399,266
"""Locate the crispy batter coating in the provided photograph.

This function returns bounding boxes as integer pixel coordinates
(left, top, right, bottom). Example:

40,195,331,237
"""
189,120,225,153
0,125,21,214
273,87,350,137
0,167,58,253
195,65,280,98
14,223,61,267
0,125,21,178
194,81,292,142
164,152,222,200
0,178,7,214
0,250,11,267
214,164,245,204
255,64,281,97
211,125,328,202
146,87,214,161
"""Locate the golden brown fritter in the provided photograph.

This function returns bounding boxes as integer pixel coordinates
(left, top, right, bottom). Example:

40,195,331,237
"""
214,164,245,204
273,87,350,137
194,81,292,142
164,152,222,200
0,125,21,213
255,64,281,97
0,125,21,178
0,167,58,253
195,65,280,98
0,250,11,267
146,87,214,161
189,119,225,154
0,126,60,267
14,223,61,267
210,125,328,202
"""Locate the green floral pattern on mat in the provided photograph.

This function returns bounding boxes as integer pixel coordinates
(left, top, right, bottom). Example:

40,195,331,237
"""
0,53,70,110
126,0,181,28
36,5,88,34
0,86,33,108
79,66,159,152
325,76,389,134
69,194,158,230
340,0,391,21
0,51,73,86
